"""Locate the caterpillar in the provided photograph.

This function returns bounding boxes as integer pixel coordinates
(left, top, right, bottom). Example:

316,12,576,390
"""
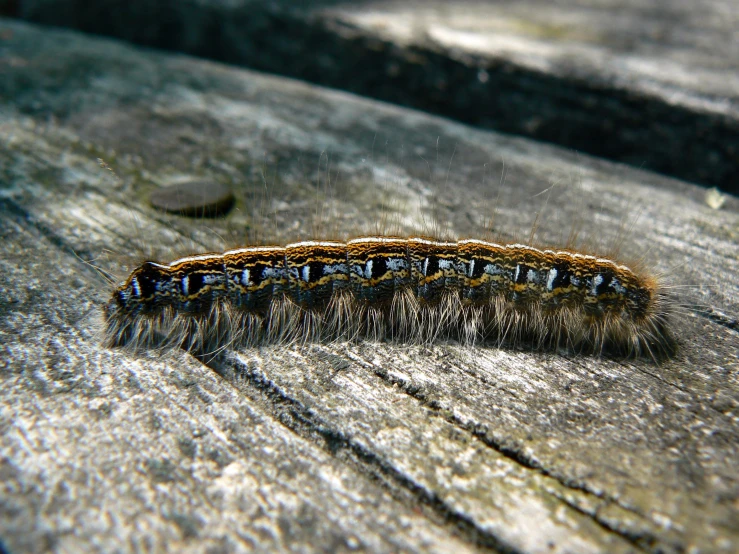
103,235,675,360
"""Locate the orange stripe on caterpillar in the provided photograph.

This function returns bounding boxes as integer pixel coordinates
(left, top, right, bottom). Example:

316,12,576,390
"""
103,236,674,360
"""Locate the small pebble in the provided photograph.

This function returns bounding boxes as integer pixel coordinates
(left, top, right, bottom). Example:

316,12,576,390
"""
150,180,235,217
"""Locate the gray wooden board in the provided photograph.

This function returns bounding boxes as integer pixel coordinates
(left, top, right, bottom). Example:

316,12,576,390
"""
0,18,738,554
13,0,739,192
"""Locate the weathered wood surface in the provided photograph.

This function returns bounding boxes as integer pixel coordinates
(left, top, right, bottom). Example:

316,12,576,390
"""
12,0,739,193
1,18,738,554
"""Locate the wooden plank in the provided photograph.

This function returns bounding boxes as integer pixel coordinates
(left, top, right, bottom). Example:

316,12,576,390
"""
13,0,739,192
1,18,738,554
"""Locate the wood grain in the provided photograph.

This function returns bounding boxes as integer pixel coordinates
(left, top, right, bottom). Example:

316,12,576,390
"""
0,18,737,554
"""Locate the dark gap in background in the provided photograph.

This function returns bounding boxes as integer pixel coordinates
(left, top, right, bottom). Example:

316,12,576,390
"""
9,0,739,195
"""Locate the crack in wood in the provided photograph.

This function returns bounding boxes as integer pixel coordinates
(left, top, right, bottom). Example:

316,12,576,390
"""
342,350,671,553
211,354,520,554
693,306,739,332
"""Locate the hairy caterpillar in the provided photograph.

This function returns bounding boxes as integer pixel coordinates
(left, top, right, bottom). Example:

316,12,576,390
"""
103,235,674,360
